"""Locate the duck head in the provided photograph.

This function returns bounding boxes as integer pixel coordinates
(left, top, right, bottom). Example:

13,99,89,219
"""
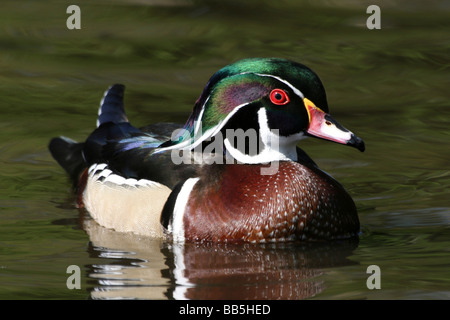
157,58,364,163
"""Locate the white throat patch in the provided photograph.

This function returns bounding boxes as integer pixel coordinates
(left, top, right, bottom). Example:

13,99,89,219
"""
224,108,304,164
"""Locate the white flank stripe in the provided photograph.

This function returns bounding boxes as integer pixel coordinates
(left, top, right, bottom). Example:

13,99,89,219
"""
170,177,200,242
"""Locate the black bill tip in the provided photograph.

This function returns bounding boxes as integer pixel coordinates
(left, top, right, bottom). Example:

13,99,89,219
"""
347,134,365,152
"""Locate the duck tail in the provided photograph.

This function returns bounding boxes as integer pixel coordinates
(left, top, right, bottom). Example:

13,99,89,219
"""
49,84,128,182
96,84,128,127
48,136,86,183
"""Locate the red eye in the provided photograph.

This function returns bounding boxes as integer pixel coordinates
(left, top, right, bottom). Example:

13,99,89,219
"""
269,89,289,105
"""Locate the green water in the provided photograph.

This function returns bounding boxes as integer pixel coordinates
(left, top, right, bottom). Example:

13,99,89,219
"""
1,0,449,299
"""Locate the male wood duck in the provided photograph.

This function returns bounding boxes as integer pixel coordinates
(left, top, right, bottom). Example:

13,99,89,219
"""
49,58,365,243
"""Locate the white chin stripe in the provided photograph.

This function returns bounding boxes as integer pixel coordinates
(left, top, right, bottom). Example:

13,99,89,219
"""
87,163,163,188
223,108,302,163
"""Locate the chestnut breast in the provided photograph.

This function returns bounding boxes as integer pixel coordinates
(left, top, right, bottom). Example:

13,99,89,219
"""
183,161,360,243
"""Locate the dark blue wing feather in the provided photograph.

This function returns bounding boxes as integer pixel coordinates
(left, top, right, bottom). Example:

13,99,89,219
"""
97,84,128,126
50,83,197,188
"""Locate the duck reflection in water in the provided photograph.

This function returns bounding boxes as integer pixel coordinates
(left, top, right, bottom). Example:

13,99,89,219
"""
84,217,358,300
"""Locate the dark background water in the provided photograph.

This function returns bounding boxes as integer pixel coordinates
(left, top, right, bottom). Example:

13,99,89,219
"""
1,0,449,299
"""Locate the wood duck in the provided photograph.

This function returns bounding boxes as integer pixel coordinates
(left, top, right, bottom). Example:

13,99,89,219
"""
49,58,365,243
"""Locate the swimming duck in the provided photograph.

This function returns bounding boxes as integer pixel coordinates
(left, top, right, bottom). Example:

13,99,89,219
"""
49,58,365,243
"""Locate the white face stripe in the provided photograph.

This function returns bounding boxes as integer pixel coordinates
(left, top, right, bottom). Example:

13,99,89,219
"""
169,177,200,243
242,72,305,99
156,72,304,154
223,108,304,163
154,101,251,154
157,96,212,153
186,101,251,151
257,108,305,160
152,96,212,154
192,96,208,135
153,97,212,154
